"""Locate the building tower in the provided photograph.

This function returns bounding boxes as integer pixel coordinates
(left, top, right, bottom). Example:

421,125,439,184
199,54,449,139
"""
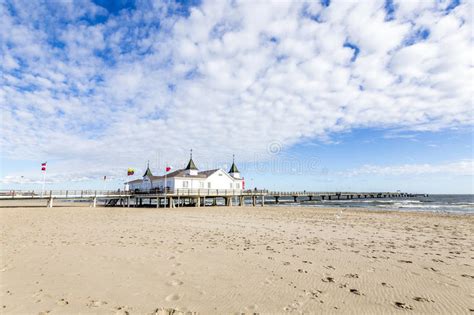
143,161,153,177
142,161,153,191
228,154,240,179
185,149,198,176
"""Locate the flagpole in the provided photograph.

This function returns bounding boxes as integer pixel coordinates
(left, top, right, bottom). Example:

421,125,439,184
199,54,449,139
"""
41,168,46,197
164,162,167,203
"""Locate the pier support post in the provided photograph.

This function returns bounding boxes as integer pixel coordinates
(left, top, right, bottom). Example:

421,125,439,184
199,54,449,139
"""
156,197,160,208
169,197,174,208
202,196,206,207
47,197,54,208
261,195,265,207
252,196,256,207
308,196,313,201
196,197,200,207
240,196,244,206
275,196,279,204
92,197,97,208
293,196,298,203
127,196,130,208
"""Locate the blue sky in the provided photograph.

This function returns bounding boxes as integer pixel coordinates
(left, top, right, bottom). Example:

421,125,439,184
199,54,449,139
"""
1,0,472,193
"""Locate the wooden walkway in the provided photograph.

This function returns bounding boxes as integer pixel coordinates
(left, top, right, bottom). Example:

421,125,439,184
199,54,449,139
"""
0,189,423,208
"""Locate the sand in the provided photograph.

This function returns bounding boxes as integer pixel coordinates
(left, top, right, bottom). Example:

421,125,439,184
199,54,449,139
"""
0,204,473,314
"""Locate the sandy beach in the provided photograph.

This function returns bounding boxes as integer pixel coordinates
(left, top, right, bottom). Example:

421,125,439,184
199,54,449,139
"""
1,204,472,314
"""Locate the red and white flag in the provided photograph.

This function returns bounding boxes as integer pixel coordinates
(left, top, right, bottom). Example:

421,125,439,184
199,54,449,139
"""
41,162,47,171
165,166,172,172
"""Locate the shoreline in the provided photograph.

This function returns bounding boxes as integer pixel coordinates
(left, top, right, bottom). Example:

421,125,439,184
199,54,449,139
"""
1,198,473,216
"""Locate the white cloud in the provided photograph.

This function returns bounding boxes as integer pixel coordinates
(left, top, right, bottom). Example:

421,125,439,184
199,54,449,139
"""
0,0,472,182
344,159,474,177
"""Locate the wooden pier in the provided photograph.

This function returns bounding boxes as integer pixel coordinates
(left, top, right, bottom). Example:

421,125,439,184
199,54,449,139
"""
0,189,424,208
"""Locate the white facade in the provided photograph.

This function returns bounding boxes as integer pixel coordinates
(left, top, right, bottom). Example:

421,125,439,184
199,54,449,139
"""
127,159,244,193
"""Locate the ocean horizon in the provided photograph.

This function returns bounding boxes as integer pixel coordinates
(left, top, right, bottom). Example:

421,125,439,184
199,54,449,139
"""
268,194,474,214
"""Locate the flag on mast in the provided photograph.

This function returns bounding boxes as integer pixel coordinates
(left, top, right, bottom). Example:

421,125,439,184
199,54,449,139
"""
165,166,172,172
41,162,47,171
127,168,135,176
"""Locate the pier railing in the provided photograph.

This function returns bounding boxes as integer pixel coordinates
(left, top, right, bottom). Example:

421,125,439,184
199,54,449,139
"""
0,189,416,202
0,190,129,199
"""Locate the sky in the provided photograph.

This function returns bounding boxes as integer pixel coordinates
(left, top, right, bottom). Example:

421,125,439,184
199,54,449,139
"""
0,0,473,194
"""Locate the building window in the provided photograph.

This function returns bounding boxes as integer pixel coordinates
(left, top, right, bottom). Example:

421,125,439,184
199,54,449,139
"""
229,183,233,189
183,181,189,188
207,182,211,188
200,181,204,188
236,183,240,189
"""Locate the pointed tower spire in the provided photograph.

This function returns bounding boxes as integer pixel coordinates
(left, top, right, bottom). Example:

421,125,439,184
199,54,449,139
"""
185,149,198,171
229,154,240,177
143,161,153,177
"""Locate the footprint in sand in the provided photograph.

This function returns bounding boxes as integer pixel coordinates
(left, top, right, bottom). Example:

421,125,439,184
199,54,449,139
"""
167,279,184,286
87,299,108,307
245,304,258,312
57,298,69,305
394,302,413,310
349,289,361,295
413,297,434,303
322,277,335,283
114,306,130,315
167,271,184,276
165,293,181,301
152,307,189,315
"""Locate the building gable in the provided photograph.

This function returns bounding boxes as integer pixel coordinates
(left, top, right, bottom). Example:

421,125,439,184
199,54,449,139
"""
207,169,241,182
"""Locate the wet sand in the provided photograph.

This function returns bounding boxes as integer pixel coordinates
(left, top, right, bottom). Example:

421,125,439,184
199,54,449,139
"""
0,204,473,314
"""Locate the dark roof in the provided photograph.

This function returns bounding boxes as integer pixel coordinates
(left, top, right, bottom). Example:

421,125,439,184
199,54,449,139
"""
128,169,227,183
149,169,219,179
126,179,143,184
143,166,153,177
185,158,198,170
229,162,239,173
198,169,219,177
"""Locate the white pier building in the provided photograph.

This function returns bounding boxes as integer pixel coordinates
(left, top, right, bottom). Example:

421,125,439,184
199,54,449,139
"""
127,153,243,193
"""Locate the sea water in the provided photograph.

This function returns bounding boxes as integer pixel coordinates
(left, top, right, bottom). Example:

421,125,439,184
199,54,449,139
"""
273,194,474,214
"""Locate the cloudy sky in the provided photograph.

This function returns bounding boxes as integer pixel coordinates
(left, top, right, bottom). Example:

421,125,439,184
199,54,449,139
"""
1,0,472,193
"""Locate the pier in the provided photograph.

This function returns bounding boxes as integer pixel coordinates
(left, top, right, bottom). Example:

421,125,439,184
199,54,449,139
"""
0,189,424,208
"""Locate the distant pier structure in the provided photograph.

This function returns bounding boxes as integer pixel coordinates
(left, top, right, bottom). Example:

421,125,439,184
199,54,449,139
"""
0,189,425,208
